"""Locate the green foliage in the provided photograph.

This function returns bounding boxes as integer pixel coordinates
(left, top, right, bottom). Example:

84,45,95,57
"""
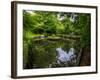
23,11,91,68
74,14,91,47
23,11,69,35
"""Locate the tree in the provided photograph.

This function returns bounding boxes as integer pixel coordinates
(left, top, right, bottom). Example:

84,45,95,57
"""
74,13,91,47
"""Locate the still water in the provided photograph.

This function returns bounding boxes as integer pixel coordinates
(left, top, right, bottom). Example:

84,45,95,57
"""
24,37,81,69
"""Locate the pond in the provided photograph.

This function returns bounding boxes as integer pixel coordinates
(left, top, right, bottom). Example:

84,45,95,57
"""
23,36,81,69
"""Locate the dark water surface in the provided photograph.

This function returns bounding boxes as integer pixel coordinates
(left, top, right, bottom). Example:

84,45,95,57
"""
23,37,81,69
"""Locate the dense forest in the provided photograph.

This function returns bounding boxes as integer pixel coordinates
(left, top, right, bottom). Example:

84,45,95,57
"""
23,10,91,69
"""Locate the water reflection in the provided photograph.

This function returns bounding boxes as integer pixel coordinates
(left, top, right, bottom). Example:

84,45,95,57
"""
24,38,80,69
56,47,76,65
